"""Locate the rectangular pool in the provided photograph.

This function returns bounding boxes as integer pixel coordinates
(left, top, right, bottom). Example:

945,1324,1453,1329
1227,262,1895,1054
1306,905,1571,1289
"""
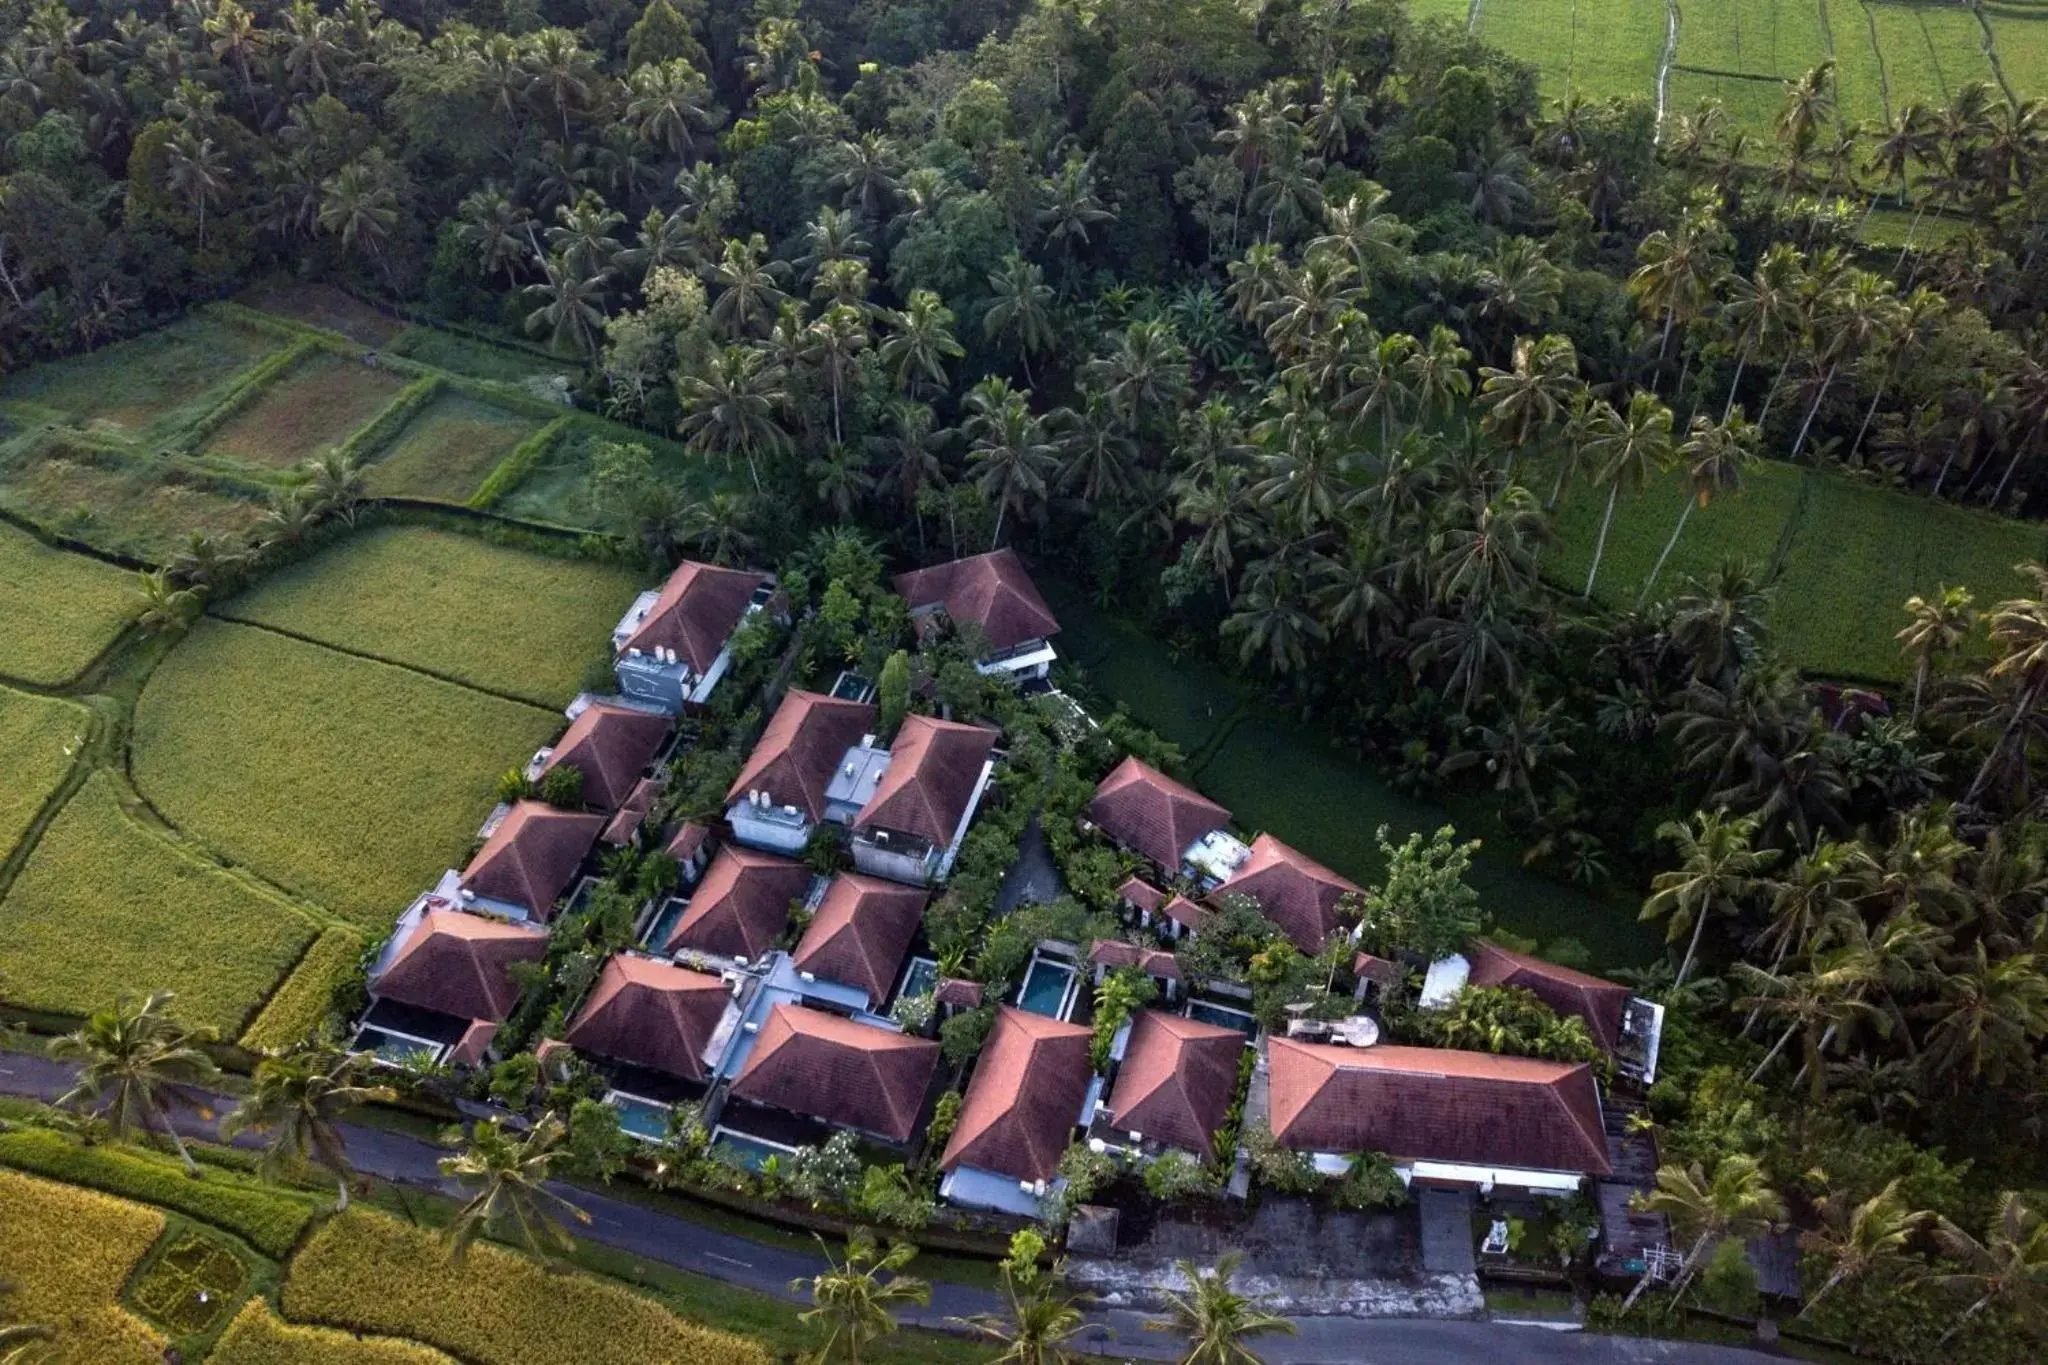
607,1091,672,1142
710,1127,798,1172
1186,999,1257,1035
642,897,686,953
899,956,938,1000
1018,956,1077,1019
352,1027,446,1067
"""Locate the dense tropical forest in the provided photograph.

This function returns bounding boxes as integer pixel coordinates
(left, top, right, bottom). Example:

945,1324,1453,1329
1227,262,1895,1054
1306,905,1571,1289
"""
6,0,2048,1357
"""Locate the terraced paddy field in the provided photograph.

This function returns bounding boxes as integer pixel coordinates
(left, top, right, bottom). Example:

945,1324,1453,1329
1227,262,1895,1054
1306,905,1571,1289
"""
0,687,87,866
0,1169,166,1365
0,519,137,684
206,352,407,470
362,394,542,502
0,455,269,563
0,314,278,436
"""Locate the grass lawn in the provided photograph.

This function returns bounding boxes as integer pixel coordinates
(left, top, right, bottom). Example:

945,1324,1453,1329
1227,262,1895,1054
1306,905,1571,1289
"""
0,455,269,563
0,314,277,436
493,420,730,527
0,773,318,1033
0,1168,168,1365
362,395,543,503
130,618,560,930
207,352,407,469
0,685,86,865
0,519,138,684
212,524,643,706
388,327,566,384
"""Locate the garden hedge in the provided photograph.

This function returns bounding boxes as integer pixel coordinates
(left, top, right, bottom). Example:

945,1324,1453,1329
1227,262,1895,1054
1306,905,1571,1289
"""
211,1301,458,1365
467,413,573,510
0,1168,166,1364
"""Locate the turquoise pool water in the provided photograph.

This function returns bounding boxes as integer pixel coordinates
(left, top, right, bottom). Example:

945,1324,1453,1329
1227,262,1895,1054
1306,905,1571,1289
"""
899,956,938,999
642,897,685,952
354,1028,442,1066
610,1093,671,1141
712,1131,793,1172
1018,957,1075,1018
1187,1000,1256,1035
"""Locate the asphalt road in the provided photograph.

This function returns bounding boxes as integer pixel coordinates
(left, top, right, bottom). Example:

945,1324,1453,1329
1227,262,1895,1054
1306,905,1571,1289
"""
0,1048,1783,1363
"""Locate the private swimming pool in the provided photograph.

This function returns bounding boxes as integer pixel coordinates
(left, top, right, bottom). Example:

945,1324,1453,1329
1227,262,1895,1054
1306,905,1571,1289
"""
1186,998,1257,1035
607,1091,672,1141
710,1127,799,1172
1018,954,1079,1019
899,955,938,1000
642,896,686,953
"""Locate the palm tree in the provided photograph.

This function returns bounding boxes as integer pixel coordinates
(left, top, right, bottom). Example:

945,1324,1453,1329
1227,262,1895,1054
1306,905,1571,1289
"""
1144,1252,1295,1365
1308,186,1413,283
1440,691,1574,819
1580,392,1675,600
1789,268,1897,463
455,187,534,285
964,380,1059,548
1796,1179,1927,1319
219,1047,395,1209
953,1233,1088,1365
1623,1156,1785,1310
1719,243,1804,423
1731,955,1878,1102
809,444,874,522
624,58,720,158
317,158,400,283
867,400,945,552
1629,209,1725,379
1932,1192,2048,1345
1476,334,1578,458
1965,563,2048,806
134,568,202,636
802,304,870,445
984,254,1055,387
438,1112,591,1265
878,289,963,398
1639,412,1758,607
304,451,366,525
1775,61,1838,198
1038,155,1116,272
522,254,612,358
161,129,228,247
707,234,790,339
52,991,218,1175
1897,585,1975,724
1912,943,2048,1088
792,1230,930,1365
1225,553,1328,678
676,345,791,492
1641,810,1776,989
1055,389,1138,507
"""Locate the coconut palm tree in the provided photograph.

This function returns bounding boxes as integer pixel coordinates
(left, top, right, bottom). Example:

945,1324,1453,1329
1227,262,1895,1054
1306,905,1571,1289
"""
438,1112,591,1265
878,289,963,398
953,1232,1089,1365
52,991,218,1175
1912,943,2048,1088
1144,1251,1295,1365
317,157,399,282
1796,1179,1928,1319
792,1230,930,1365
963,379,1058,548
1580,391,1674,599
1641,810,1776,989
134,568,202,636
219,1047,395,1209
162,128,228,247
1629,209,1725,370
624,58,720,158
676,345,791,492
1623,1156,1785,1310
1718,243,1805,423
707,234,790,339
523,253,612,358
1897,586,1976,724
1639,412,1758,607
1307,186,1413,284
1476,334,1578,459
1225,553,1327,678
802,303,870,445
984,254,1056,386
1932,1192,2048,1345
1965,563,2048,806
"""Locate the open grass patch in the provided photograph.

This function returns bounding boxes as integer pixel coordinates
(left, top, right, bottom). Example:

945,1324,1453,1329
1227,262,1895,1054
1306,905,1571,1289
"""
362,395,543,502
207,352,407,469
0,1127,318,1258
0,686,86,864
129,1230,249,1336
0,314,277,435
239,926,365,1052
213,1301,459,1365
283,1209,774,1365
493,420,732,527
0,519,138,684
389,326,565,384
0,1168,167,1365
0,455,269,563
131,619,559,930
212,524,642,706
237,280,404,347
0,773,318,1034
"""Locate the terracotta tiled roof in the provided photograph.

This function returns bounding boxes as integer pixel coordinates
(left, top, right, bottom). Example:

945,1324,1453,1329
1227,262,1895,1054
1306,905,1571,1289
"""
449,1021,500,1065
602,777,663,847
664,821,711,864
1088,758,1232,871
540,704,671,812
940,1007,1093,1183
1090,939,1142,969
1352,953,1401,989
374,908,548,1023
1267,1039,1612,1176
731,1004,940,1142
1162,896,1212,931
1119,877,1167,915
726,690,877,821
562,955,729,1082
1210,833,1361,955
1466,941,1632,1055
663,847,811,959
855,715,996,846
793,873,927,1003
1140,949,1183,980
935,978,983,1007
1106,1010,1244,1155
622,561,767,673
459,802,604,919
893,549,1060,653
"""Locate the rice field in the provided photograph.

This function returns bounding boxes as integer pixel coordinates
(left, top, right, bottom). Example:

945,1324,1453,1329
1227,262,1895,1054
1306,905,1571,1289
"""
0,314,277,435
212,1302,460,1365
0,455,269,563
1476,0,1667,109
362,395,543,503
236,280,405,347
0,519,138,684
206,352,407,469
492,421,731,527
130,618,559,931
0,1169,167,1365
0,773,318,1032
212,525,642,706
0,686,86,865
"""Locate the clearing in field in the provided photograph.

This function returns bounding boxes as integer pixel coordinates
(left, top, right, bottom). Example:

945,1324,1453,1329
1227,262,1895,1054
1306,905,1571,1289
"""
212,524,643,705
0,773,318,1033
0,686,87,865
362,394,542,502
0,455,269,563
1477,0,1666,105
212,1301,460,1365
0,314,277,434
0,1169,168,1365
0,519,137,685
492,420,728,527
130,618,560,930
388,326,566,384
237,280,404,347
207,352,407,469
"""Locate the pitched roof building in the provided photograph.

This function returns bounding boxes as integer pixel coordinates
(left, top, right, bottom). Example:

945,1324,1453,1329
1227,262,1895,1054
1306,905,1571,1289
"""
459,802,605,920
619,561,769,673
1267,1039,1612,1178
726,690,878,821
729,1003,940,1143
373,908,548,1023
941,1007,1094,1184
1466,940,1633,1055
1103,1010,1244,1156
540,703,672,812
561,955,729,1083
792,873,927,1004
893,549,1060,654
1088,757,1232,871
662,846,811,960
854,715,996,846
1210,833,1360,954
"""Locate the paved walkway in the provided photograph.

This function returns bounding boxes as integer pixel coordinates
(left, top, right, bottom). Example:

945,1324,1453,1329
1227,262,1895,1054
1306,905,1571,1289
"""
0,1049,1784,1364
1420,1188,1480,1275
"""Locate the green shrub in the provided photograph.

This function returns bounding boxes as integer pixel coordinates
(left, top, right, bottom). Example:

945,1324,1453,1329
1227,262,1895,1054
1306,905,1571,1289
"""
1334,1151,1406,1210
1141,1150,1214,1201
537,764,585,809
468,415,573,511
239,928,365,1051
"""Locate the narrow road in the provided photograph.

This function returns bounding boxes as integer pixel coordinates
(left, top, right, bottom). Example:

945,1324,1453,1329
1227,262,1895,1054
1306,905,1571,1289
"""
0,1049,1780,1363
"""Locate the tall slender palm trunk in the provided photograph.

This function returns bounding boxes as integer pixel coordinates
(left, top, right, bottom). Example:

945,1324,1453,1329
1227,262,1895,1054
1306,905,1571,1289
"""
1639,496,1695,608
1584,481,1621,599
1789,362,1837,460
1720,345,1751,423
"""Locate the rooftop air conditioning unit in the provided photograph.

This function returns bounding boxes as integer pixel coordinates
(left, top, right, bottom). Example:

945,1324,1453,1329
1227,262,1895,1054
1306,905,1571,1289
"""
458,890,475,902
783,805,799,816
844,763,857,776
627,648,643,658
1128,1131,1143,1143
742,1021,758,1033
735,956,750,966
799,971,816,983
861,734,877,748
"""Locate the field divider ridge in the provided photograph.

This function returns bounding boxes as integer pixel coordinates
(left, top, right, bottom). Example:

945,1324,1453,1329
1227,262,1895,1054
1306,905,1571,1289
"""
199,612,566,714
1856,0,1896,123
1972,0,2023,106
175,335,323,456
467,414,575,511
336,375,445,468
